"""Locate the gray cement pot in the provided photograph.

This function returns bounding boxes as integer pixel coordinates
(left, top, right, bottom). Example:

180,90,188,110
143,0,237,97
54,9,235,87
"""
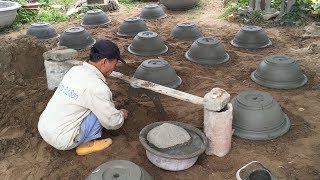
171,22,203,40
86,160,153,180
185,37,229,65
231,26,272,49
128,31,168,56
26,22,59,40
160,0,199,10
134,59,182,88
139,121,208,171
117,17,149,37
58,27,96,50
0,1,21,28
231,90,291,140
139,4,167,20
251,55,308,89
81,9,111,27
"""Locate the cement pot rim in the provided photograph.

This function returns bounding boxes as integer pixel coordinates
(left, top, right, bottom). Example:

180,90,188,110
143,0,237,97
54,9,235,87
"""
58,27,96,50
251,55,308,89
117,16,149,37
133,59,182,88
231,90,291,140
86,160,153,180
139,4,167,20
26,22,59,40
171,22,203,41
185,37,230,65
230,26,272,49
128,31,168,56
139,121,208,160
81,9,111,27
0,1,21,12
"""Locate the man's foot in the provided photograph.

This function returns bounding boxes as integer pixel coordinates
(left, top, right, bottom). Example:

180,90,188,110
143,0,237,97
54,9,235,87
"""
76,138,112,155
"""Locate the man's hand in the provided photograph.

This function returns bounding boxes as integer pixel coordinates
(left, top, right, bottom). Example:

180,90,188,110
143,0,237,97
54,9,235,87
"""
120,109,128,119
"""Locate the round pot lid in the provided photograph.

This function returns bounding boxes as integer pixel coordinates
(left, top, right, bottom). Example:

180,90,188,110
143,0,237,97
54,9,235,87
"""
230,26,272,49
251,55,308,89
87,160,149,180
27,22,59,40
231,91,291,140
81,9,111,27
117,17,148,37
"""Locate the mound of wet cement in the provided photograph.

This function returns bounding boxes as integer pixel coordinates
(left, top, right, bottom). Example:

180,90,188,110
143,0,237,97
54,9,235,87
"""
147,123,191,149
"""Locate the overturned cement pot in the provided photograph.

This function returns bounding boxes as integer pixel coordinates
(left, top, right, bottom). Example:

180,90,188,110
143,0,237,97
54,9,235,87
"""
128,31,168,56
58,27,96,50
139,4,167,20
134,59,182,88
160,0,199,10
26,22,59,40
117,17,149,37
0,0,21,28
81,9,111,27
185,37,229,65
86,160,153,180
231,26,272,49
251,55,308,89
139,121,208,171
236,161,277,180
171,22,203,41
231,90,290,140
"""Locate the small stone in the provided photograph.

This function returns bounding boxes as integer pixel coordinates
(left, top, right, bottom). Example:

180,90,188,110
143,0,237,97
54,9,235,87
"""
147,123,191,149
298,108,305,111
43,49,78,62
15,91,26,100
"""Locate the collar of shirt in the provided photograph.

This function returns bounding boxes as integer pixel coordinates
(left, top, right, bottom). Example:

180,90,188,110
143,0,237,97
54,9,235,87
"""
83,61,107,83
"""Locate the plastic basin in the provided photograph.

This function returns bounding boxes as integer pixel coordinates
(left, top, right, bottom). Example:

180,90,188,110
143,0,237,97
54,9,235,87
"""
0,1,21,27
139,121,208,171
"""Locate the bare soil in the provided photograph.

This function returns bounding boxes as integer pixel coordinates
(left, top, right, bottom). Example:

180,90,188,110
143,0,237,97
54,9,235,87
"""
0,1,319,179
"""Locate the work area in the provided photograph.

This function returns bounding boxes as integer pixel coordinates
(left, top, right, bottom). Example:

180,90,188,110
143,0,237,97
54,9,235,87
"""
0,0,319,179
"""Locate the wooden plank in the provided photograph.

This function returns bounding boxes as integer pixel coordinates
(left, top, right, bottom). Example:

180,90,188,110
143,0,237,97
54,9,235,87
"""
110,71,204,105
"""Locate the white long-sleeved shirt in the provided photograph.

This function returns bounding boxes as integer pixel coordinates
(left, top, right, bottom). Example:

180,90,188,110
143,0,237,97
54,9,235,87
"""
38,61,124,150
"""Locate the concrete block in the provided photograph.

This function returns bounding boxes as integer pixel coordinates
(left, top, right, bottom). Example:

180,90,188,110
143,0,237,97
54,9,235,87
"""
43,49,78,62
203,88,230,111
44,59,82,90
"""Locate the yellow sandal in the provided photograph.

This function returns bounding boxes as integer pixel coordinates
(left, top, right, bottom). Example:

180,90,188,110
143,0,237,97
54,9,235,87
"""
76,138,113,156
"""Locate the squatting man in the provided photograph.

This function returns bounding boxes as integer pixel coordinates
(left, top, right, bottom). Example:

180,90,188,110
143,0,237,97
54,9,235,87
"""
38,40,129,155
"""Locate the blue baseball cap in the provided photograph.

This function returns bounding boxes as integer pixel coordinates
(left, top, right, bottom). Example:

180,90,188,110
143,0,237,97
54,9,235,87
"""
90,40,126,64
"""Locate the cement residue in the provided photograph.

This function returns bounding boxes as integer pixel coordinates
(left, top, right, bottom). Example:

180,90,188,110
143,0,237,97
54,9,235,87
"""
147,123,191,149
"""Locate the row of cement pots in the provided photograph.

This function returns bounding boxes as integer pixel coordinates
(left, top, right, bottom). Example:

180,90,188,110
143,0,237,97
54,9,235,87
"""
133,59,291,141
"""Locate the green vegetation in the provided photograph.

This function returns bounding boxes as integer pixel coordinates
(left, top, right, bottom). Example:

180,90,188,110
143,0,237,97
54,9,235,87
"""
223,0,319,26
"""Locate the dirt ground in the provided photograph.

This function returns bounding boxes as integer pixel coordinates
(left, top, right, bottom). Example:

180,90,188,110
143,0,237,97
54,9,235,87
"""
0,1,319,179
